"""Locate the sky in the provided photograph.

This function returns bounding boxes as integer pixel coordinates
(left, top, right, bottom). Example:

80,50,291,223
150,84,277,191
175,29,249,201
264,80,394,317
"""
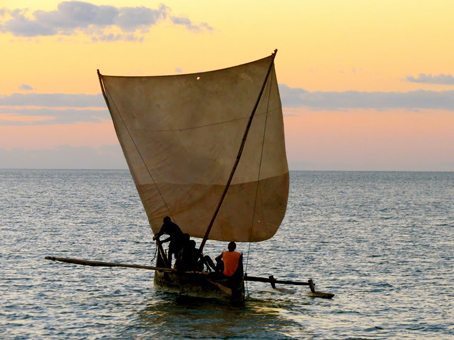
1,0,453,171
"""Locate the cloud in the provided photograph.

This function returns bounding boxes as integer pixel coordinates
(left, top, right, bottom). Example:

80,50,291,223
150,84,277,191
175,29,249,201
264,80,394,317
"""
0,93,107,125
19,84,33,91
406,74,454,85
2,85,454,127
0,1,211,41
0,145,127,169
170,16,213,32
0,93,104,107
0,107,108,125
279,84,454,111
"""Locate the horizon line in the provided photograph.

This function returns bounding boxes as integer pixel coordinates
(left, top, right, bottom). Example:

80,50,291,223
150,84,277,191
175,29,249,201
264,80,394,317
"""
0,168,452,173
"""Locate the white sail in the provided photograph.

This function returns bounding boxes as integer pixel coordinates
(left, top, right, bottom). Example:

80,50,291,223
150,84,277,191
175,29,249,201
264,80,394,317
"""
99,55,288,242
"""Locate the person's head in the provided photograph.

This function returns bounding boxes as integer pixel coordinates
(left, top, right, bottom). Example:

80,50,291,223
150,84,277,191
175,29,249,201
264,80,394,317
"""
183,233,190,242
189,240,196,248
163,216,171,224
228,241,236,251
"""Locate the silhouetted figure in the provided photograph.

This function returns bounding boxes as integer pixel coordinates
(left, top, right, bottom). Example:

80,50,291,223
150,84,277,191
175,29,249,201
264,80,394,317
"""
175,234,192,271
216,241,244,302
216,241,243,278
153,216,184,266
201,255,217,272
175,234,196,271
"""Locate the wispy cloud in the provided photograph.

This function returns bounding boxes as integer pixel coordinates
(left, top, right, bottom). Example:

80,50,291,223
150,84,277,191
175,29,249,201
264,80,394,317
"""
0,93,107,125
0,107,108,125
0,145,127,169
0,1,212,41
170,16,212,32
19,84,33,91
406,74,454,85
2,85,454,126
0,93,104,107
279,84,454,111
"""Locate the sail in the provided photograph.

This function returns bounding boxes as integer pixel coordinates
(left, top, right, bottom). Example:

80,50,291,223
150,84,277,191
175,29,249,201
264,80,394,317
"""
99,55,289,242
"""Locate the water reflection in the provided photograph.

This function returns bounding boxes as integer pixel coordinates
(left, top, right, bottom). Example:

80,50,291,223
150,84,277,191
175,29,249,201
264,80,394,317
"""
121,290,312,338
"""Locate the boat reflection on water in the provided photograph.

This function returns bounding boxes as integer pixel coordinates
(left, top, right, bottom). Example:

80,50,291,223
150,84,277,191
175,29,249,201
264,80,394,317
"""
122,291,313,338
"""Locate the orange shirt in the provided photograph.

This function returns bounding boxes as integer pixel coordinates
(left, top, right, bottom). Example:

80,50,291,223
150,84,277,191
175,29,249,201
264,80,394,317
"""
222,251,241,277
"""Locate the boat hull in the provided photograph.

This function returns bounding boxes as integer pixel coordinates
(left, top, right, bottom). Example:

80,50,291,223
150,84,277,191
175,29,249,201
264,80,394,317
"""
154,270,245,304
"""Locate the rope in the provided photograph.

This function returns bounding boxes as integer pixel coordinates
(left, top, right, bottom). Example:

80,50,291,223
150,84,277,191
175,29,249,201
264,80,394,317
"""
245,66,274,275
244,67,274,296
149,246,158,264
244,240,252,296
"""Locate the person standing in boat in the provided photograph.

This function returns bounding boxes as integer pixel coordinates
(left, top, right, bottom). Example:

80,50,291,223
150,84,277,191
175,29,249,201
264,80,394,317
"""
216,241,243,278
153,216,184,266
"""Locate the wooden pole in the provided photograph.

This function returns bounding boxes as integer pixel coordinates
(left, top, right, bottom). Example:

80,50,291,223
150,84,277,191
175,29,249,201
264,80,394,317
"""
155,239,170,267
244,274,334,299
244,274,310,286
198,50,278,254
45,256,175,273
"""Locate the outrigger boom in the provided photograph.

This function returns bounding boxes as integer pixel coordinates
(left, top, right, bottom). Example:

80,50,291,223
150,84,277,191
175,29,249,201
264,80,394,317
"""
244,275,334,299
45,256,334,299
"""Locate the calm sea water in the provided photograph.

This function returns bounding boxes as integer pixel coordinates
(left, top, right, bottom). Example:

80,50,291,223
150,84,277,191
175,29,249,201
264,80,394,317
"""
1,170,452,339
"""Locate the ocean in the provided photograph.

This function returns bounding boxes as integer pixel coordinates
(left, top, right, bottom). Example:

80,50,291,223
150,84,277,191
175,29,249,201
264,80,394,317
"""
1,170,452,338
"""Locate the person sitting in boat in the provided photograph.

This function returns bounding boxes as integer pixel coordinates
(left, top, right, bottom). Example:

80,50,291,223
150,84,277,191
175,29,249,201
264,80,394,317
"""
216,241,243,278
153,216,184,266
200,255,217,272
175,235,198,271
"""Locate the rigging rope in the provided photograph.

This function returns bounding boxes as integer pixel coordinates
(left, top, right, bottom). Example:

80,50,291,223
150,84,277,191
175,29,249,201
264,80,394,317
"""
198,51,278,254
245,66,274,294
149,246,158,264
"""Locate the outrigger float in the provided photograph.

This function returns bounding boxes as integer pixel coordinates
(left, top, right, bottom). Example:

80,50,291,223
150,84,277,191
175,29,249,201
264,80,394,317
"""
46,50,334,304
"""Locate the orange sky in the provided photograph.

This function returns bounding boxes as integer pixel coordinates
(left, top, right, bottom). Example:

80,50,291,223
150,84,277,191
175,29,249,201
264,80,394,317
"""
285,109,454,170
1,0,453,170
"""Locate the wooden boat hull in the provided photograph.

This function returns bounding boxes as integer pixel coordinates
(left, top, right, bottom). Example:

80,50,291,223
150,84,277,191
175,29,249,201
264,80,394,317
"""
153,239,245,304
154,270,245,304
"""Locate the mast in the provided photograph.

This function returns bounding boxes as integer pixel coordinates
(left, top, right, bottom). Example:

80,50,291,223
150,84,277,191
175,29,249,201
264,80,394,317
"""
198,49,278,253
